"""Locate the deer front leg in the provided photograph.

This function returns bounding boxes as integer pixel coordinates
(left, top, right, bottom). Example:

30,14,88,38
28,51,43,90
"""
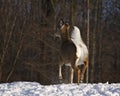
69,67,74,83
59,64,63,80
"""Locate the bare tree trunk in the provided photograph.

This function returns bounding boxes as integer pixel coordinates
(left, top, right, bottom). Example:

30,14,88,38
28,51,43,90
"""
97,0,103,81
6,19,25,81
90,0,99,83
0,12,17,81
70,0,75,25
86,0,90,83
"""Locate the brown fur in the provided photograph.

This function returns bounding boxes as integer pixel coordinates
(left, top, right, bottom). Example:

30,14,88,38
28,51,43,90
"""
58,22,88,84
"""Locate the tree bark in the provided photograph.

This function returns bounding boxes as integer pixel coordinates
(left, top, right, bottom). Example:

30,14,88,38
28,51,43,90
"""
86,0,90,83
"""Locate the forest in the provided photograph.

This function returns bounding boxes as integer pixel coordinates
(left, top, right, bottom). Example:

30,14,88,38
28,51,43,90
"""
0,0,120,85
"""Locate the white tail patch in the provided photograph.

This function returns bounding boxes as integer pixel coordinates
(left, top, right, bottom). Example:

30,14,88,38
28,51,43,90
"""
71,26,88,65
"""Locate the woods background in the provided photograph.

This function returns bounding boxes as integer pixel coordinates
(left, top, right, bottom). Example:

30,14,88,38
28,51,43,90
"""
0,0,120,84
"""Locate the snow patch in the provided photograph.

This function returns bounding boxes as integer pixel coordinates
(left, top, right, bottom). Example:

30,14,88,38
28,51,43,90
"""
0,82,120,96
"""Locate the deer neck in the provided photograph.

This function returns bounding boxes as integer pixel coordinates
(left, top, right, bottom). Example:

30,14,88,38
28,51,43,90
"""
61,28,71,42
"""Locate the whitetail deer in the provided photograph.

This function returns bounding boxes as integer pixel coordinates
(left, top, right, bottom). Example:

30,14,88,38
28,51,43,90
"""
57,19,88,84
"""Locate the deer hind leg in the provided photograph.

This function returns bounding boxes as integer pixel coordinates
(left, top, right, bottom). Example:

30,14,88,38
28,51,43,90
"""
81,57,88,82
74,65,81,85
59,64,63,80
77,68,81,84
73,57,81,85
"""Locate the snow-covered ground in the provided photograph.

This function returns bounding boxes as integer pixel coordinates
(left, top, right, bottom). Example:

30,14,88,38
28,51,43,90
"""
0,82,120,96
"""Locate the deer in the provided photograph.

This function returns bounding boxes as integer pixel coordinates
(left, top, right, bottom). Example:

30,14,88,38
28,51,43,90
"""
56,19,88,84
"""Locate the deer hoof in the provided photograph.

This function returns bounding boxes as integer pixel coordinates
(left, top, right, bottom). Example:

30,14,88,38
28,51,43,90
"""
59,79,64,83
80,80,83,83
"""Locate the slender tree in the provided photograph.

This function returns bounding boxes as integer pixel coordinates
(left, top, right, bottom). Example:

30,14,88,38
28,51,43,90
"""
86,0,90,83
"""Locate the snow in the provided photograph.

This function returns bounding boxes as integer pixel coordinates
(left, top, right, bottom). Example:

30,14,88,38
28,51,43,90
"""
0,82,120,96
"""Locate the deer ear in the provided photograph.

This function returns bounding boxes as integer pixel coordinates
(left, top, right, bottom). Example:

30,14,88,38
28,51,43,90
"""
65,23,69,27
58,19,64,28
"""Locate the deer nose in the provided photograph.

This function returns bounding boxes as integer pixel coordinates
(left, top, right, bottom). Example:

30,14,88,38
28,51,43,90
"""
54,33,61,43
54,33,61,38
